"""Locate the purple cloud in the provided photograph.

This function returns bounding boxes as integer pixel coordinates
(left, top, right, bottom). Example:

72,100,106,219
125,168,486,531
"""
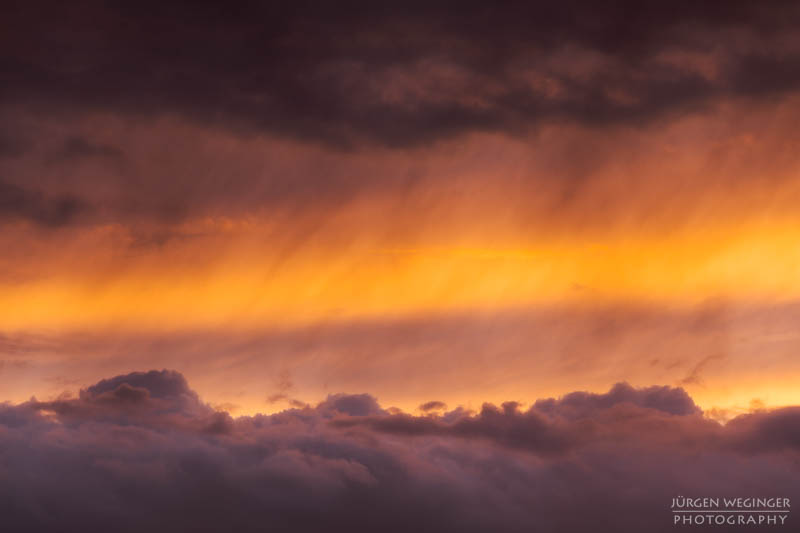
0,370,797,531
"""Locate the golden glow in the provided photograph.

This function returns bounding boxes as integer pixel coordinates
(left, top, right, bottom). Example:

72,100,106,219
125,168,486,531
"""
3,216,800,331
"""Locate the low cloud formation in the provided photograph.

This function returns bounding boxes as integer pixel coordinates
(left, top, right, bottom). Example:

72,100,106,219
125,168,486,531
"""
1,370,797,532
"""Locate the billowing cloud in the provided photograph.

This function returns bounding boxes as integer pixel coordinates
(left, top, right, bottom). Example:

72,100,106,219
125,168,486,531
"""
533,382,702,417
1,370,797,532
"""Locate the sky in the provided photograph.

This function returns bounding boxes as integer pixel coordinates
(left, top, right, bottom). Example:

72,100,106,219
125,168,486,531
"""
2,2,800,531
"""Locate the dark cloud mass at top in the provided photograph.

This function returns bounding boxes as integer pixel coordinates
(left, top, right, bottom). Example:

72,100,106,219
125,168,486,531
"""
3,1,800,147
0,369,798,532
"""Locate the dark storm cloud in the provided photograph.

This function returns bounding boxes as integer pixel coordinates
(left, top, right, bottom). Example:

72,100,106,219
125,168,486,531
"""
1,369,798,532
3,1,800,147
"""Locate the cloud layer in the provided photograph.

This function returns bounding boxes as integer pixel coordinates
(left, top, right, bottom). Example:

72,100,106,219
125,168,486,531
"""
1,370,797,532
4,1,800,148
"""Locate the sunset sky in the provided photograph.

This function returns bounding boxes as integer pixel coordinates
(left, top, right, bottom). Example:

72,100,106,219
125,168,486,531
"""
2,3,800,531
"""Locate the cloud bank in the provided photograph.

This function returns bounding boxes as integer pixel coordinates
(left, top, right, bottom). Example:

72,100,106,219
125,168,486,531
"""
1,370,797,532
4,1,800,148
